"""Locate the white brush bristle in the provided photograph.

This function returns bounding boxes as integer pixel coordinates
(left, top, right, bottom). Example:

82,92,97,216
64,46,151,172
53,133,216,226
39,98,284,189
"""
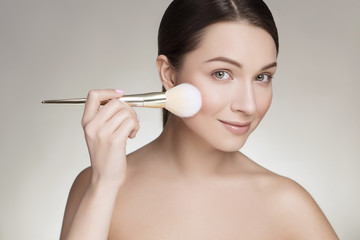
165,83,202,117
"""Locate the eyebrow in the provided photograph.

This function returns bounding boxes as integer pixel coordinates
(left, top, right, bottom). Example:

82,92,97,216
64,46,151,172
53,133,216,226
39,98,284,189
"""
204,56,277,71
260,62,277,71
204,57,242,68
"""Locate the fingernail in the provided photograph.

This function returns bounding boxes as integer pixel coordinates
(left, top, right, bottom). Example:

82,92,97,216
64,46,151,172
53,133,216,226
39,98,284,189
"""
115,89,125,94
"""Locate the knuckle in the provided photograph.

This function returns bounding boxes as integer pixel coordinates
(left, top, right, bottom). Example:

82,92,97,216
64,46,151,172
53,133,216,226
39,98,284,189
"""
124,118,136,129
110,98,121,104
112,99,124,109
87,89,99,99
115,108,130,119
124,110,133,119
81,117,87,128
105,98,121,110
127,107,137,117
83,122,96,138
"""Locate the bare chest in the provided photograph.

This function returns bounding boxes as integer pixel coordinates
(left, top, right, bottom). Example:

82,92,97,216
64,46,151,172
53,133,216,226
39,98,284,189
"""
108,177,281,239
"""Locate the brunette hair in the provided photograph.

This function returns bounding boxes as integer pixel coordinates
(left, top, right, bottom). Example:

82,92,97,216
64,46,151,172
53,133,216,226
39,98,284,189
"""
158,0,279,127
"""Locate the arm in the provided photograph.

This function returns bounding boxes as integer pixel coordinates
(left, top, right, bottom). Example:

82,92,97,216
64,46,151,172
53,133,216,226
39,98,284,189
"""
60,167,122,240
60,89,140,240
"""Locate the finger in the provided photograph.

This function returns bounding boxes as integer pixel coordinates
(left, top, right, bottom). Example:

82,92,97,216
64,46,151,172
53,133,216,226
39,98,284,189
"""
92,98,127,125
81,89,124,126
127,116,140,139
128,114,140,139
105,108,139,134
113,118,139,143
128,127,139,139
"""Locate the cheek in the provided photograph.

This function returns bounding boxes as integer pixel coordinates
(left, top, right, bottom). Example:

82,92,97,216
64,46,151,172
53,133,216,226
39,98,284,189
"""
197,83,225,115
178,70,225,116
255,87,273,118
180,73,228,138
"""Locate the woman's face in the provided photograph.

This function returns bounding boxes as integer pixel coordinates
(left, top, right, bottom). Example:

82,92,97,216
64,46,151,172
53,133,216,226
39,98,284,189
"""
174,21,277,152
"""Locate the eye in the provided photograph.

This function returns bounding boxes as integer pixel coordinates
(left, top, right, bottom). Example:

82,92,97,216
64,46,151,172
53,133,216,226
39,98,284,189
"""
213,71,232,80
255,74,272,83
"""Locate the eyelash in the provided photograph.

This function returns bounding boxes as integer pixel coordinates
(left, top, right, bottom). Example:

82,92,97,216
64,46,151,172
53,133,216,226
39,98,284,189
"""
255,73,273,83
212,70,273,83
211,70,232,81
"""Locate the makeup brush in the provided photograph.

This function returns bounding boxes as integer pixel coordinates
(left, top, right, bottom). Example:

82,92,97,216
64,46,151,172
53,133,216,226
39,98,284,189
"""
42,83,202,118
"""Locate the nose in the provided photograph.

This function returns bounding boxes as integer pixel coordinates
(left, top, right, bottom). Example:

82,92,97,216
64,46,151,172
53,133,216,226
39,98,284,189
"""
230,81,256,115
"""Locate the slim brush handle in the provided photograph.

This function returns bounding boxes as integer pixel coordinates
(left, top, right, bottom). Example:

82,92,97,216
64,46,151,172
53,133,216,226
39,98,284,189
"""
42,98,87,104
42,92,166,108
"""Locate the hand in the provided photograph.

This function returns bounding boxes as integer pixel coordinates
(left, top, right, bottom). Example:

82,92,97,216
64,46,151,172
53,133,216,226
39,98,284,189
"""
81,89,140,187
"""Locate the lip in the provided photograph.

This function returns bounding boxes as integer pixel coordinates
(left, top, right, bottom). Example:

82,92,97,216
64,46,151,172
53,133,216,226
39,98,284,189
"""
219,120,251,134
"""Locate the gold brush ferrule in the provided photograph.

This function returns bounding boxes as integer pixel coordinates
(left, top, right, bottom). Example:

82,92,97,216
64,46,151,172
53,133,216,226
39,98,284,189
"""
42,92,167,108
119,92,166,108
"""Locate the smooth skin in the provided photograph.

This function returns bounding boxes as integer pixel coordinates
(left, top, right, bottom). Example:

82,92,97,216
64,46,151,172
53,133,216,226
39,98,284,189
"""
60,22,338,239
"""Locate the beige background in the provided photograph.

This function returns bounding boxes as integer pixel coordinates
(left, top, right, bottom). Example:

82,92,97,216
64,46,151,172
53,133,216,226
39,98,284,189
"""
0,0,359,239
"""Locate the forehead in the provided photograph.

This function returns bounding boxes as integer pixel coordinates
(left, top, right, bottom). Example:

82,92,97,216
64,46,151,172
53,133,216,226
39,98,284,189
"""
185,21,277,67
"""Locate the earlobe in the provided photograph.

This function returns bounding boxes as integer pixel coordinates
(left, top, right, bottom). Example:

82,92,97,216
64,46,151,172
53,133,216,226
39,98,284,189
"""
156,55,176,91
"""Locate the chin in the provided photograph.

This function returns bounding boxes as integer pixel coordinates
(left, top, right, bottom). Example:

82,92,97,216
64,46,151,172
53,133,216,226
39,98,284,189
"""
182,117,252,153
211,136,248,152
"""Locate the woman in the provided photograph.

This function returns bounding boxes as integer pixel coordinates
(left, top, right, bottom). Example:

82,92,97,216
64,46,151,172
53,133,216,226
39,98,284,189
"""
60,0,339,239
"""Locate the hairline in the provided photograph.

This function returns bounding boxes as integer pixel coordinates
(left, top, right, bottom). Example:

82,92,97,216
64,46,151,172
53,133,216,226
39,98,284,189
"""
169,19,277,72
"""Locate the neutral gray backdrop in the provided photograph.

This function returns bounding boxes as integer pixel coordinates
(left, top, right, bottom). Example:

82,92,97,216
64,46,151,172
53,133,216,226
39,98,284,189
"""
0,0,359,239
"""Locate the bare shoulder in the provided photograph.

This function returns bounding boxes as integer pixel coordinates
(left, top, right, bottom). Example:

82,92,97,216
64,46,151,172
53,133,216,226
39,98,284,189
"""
258,171,338,239
69,167,92,192
66,167,92,202
238,154,338,239
60,167,92,239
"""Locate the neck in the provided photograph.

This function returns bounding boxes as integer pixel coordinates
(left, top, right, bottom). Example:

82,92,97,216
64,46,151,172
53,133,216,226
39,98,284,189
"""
153,115,239,178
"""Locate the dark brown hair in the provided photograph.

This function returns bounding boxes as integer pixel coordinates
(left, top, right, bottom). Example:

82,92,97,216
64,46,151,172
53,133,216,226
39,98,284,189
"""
158,0,279,127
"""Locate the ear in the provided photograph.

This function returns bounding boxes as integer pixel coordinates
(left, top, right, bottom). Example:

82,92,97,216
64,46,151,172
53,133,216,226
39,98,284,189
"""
156,55,176,91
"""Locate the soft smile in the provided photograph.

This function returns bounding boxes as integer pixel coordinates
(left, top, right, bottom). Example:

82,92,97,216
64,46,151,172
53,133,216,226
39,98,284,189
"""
219,120,251,134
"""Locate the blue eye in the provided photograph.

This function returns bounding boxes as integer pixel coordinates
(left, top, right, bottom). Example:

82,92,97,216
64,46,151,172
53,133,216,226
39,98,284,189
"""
213,71,231,80
255,74,272,82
